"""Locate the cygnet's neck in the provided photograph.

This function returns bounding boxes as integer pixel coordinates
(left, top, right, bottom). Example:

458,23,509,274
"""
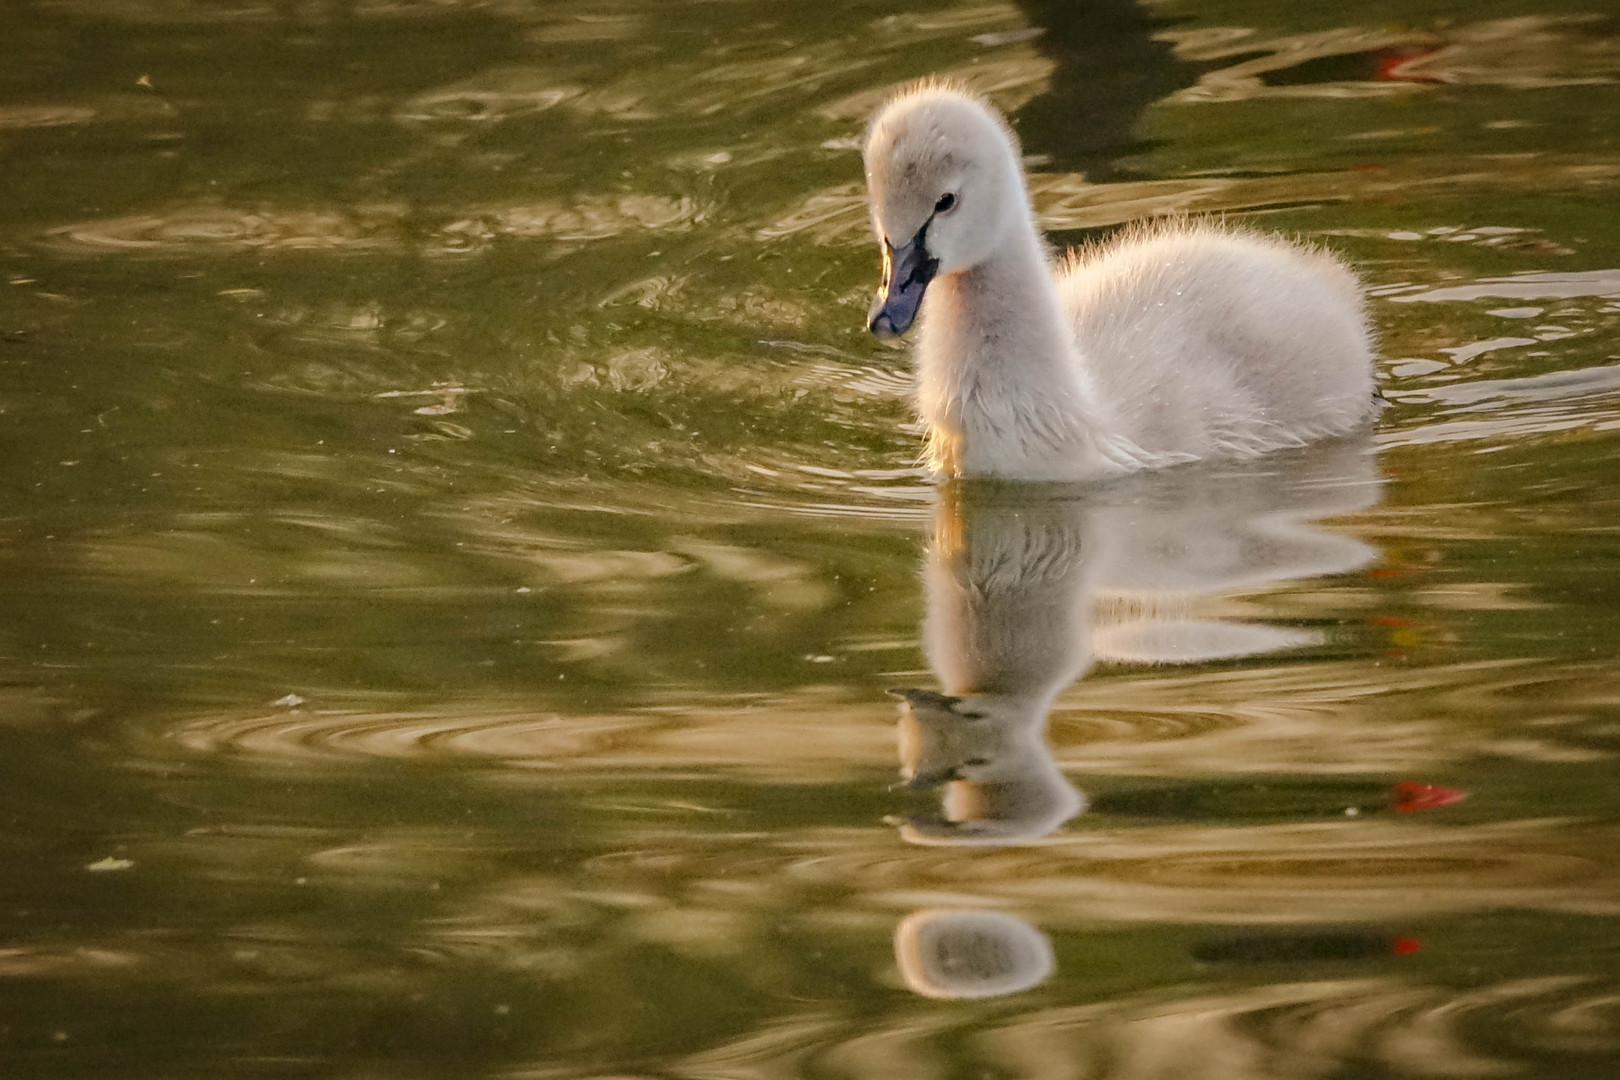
915,220,1121,481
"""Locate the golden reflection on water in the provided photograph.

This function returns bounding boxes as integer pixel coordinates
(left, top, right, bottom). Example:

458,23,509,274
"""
39,195,703,257
486,975,1620,1080
144,649,1615,783
966,976,1620,1080
106,437,1620,1029
5,0,1620,1075
767,155,1620,245
1161,14,1620,103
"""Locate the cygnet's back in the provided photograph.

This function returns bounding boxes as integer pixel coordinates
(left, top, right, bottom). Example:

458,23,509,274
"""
1060,223,1376,461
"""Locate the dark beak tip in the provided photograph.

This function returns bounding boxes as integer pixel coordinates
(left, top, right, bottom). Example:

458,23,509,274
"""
868,315,902,340
866,293,902,340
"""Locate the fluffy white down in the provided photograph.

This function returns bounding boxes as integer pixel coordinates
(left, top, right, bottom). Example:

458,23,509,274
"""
862,84,1378,482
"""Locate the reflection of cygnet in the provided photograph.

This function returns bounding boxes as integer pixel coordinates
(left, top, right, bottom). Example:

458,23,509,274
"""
1085,439,1384,663
895,909,1054,999
895,688,1087,845
896,484,1097,845
895,440,1384,846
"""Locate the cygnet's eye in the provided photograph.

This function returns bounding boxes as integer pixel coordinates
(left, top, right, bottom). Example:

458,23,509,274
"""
934,192,956,214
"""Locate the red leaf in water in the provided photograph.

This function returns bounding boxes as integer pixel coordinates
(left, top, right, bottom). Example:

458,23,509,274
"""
1374,47,1451,84
1392,781,1468,812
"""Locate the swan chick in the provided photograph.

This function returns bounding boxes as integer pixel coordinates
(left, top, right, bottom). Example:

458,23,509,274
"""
862,82,1378,481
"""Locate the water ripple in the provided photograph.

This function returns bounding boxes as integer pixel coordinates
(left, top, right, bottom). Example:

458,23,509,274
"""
141,652,1617,784
806,818,1620,924
1382,363,1620,449
976,975,1620,1080
636,974,1620,1080
37,195,703,258
1162,15,1620,103
763,157,1620,246
1387,269,1620,304
0,104,97,129
167,708,664,767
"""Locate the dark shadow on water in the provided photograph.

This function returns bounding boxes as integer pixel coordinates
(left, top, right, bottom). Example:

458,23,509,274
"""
1192,927,1423,965
1011,0,1210,180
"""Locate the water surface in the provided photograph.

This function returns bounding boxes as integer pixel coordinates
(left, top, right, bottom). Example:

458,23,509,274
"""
3,1,1620,1077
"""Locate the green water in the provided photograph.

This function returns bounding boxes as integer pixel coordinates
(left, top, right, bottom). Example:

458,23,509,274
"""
3,1,1620,1076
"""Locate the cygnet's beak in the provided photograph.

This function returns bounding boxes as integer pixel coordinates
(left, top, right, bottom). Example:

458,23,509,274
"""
868,233,938,339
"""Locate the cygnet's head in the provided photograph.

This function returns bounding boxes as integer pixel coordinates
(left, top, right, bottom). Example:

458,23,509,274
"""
890,687,1087,846
862,84,1027,338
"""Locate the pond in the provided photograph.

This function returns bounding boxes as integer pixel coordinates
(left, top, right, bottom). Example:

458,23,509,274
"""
2,0,1619,1077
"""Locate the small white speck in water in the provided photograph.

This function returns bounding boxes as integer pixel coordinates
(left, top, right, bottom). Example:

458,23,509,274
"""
87,857,134,872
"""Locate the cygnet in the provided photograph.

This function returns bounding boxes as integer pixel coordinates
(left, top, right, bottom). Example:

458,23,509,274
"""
862,82,1378,481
